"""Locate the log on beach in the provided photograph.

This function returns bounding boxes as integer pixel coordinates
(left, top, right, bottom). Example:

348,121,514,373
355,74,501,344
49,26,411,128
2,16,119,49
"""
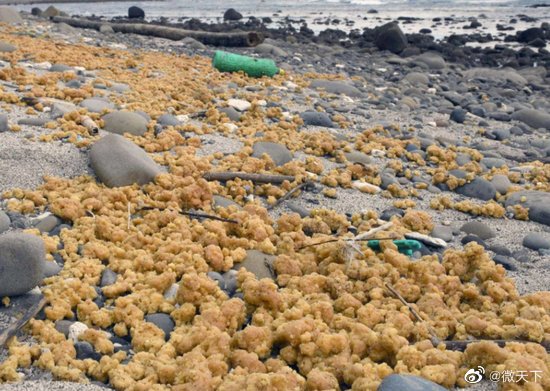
51,16,264,47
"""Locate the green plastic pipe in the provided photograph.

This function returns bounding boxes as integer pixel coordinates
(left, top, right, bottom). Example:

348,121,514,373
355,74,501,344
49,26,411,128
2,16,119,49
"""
212,50,279,78
367,239,422,257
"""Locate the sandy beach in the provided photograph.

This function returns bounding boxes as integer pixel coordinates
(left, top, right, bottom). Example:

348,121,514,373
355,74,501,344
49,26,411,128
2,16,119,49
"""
0,3,549,390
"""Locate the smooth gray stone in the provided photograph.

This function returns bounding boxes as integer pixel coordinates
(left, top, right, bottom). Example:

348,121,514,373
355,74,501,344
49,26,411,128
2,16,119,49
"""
51,101,77,119
55,320,74,337
300,111,334,128
0,113,8,132
523,232,550,251
0,233,45,297
309,79,362,97
43,261,62,278
235,250,276,280
17,117,49,126
0,6,23,24
34,215,61,233
345,151,372,165
431,225,453,242
0,40,16,53
144,313,175,340
491,174,511,194
455,177,496,201
404,72,429,86
460,221,496,240
481,157,506,169
99,24,114,34
505,191,550,226
49,63,73,72
100,268,117,287
0,210,9,234
412,52,446,69
251,141,293,166
80,97,114,113
90,134,162,187
378,374,446,391
157,113,181,127
287,202,310,218
511,109,550,130
212,195,241,210
219,106,241,122
102,111,148,136
181,36,206,49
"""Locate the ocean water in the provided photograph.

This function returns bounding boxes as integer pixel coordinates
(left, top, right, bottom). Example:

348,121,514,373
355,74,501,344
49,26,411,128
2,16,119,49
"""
13,0,550,41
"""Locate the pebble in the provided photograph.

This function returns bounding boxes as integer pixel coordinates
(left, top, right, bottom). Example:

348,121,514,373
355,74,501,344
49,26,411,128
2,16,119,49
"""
251,141,293,167
0,113,9,132
43,260,62,278
102,111,148,136
493,255,517,271
300,111,335,128
505,191,550,226
491,174,511,194
378,374,446,391
455,177,496,201
0,233,45,297
522,232,550,251
0,40,16,53
227,99,251,112
431,225,453,242
157,113,181,127
34,214,61,233
460,221,496,240
90,134,163,187
144,313,175,341
344,151,372,165
54,320,74,337
100,268,117,287
212,195,242,210
75,341,100,361
309,79,361,97
68,321,89,343
235,250,276,280
461,234,487,248
80,97,115,113
219,106,241,122
223,270,238,295
0,210,9,234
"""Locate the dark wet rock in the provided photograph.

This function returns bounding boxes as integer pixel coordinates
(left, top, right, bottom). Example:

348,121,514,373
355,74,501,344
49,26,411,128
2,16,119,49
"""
517,27,544,43
505,191,550,226
300,111,335,128
235,250,275,280
145,313,175,340
374,22,408,54
90,134,162,187
0,233,45,297
493,255,517,271
450,108,467,123
523,232,550,251
490,244,512,256
455,177,496,201
378,374,446,391
75,341,101,360
128,6,145,19
223,270,238,295
380,207,404,221
251,141,293,166
224,8,243,21
460,221,496,240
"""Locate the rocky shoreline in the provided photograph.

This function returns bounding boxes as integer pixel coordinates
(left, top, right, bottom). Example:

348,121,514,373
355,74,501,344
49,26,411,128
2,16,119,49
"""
0,4,549,391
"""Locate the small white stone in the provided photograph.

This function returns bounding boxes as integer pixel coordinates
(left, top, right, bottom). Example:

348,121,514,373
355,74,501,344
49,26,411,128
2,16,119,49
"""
224,123,238,132
227,99,251,112
175,114,189,123
405,232,447,248
352,181,381,194
256,99,267,107
164,283,179,300
427,87,437,94
371,149,385,158
284,81,298,89
68,322,89,343
33,62,52,70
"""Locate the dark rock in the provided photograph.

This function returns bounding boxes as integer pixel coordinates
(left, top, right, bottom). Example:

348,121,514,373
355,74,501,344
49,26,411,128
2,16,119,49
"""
518,27,544,43
493,255,516,271
75,341,100,361
380,207,404,221
455,177,496,201
145,313,175,340
100,268,117,287
450,108,467,123
0,233,45,297
490,244,512,256
128,6,145,19
375,22,408,54
461,235,487,247
300,111,335,128
31,7,42,16
224,8,243,21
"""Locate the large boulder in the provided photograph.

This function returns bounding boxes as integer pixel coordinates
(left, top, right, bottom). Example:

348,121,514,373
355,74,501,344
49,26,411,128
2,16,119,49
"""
0,7,23,24
517,27,544,43
90,134,162,187
224,8,243,21
128,6,145,19
42,5,61,18
102,111,148,136
511,109,550,130
0,233,45,297
505,191,550,226
455,177,496,201
374,22,408,54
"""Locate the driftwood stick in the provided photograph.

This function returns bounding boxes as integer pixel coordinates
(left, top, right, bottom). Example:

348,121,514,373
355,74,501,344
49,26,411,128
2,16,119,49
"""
81,115,99,134
137,206,238,224
203,172,294,184
267,181,310,210
354,221,393,242
51,16,264,47
0,296,47,348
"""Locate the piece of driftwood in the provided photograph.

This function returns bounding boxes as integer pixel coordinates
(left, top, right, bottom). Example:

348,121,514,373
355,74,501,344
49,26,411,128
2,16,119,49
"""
0,290,46,347
203,172,294,184
81,115,99,134
51,17,264,47
137,206,238,224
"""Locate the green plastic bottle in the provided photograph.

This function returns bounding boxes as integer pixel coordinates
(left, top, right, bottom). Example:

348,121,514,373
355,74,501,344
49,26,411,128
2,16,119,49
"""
367,239,422,257
212,50,280,78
